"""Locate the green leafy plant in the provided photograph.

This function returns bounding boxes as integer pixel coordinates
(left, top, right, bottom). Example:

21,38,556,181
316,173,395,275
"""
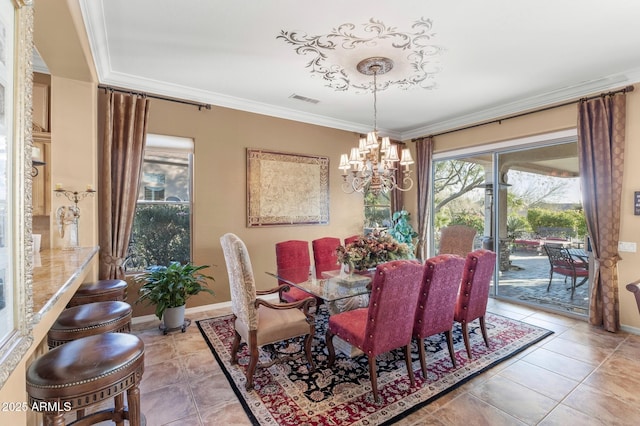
135,262,214,320
388,210,418,254
129,204,191,269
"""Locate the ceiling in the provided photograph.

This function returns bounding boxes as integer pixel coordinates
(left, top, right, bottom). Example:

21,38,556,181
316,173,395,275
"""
60,0,640,140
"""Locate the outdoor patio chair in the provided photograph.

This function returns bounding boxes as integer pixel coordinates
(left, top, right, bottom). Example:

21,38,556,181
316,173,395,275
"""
326,260,423,403
220,233,316,391
454,249,497,359
543,244,589,298
439,225,477,258
413,254,466,376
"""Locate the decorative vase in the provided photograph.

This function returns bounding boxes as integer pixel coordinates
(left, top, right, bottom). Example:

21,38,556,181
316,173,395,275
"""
342,262,355,277
163,305,186,329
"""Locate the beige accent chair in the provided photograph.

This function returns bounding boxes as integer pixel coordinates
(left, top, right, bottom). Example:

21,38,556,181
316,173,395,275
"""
220,233,316,391
439,225,477,258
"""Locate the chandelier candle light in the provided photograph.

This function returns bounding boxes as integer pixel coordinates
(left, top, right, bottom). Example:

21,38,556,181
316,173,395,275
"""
54,184,96,250
339,57,414,195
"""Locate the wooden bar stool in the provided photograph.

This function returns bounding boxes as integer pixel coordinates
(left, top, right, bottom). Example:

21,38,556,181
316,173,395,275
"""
26,333,145,426
48,301,132,348
67,279,128,307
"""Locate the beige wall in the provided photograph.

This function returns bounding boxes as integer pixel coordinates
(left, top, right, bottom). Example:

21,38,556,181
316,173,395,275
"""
124,95,366,316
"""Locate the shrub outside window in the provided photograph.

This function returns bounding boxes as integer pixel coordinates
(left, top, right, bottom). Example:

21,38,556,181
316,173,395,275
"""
124,135,193,272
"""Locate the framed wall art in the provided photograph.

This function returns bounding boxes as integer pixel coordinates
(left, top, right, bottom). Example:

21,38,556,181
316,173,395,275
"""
247,149,329,226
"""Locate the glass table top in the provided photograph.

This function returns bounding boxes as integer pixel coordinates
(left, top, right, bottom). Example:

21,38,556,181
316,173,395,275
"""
266,269,371,302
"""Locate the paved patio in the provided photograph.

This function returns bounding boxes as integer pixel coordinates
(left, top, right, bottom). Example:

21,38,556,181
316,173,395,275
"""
495,250,590,316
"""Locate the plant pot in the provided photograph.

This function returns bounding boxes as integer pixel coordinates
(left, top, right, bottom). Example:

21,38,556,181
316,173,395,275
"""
163,305,186,329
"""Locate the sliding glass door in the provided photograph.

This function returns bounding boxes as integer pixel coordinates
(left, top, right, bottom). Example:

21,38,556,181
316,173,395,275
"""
432,139,589,316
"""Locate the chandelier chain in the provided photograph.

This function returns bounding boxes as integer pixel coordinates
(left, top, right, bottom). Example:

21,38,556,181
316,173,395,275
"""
373,69,378,132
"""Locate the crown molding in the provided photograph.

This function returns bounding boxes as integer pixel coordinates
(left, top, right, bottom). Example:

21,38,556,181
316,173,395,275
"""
400,70,640,140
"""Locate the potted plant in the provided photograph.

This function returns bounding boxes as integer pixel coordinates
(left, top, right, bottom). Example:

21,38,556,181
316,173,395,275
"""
135,261,214,330
389,210,418,255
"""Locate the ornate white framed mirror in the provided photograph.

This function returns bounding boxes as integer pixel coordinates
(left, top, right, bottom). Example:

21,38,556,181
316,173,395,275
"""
0,0,34,387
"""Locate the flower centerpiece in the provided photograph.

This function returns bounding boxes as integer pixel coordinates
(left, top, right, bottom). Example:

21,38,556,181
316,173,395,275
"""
336,230,412,273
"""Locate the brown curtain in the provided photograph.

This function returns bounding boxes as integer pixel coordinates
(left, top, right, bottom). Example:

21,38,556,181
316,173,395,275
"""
99,92,150,279
391,141,405,211
577,93,626,332
414,137,434,261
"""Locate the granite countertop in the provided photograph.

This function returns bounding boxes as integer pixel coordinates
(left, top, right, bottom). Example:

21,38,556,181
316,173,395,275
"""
32,247,99,323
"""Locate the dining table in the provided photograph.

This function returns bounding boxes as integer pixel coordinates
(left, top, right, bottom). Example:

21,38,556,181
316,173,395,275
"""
266,268,372,315
266,268,373,357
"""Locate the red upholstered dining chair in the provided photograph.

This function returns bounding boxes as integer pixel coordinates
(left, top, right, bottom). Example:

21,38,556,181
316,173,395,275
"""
220,233,316,391
413,254,466,376
438,225,477,258
454,249,497,359
312,237,341,278
344,235,359,246
275,240,315,303
326,260,423,403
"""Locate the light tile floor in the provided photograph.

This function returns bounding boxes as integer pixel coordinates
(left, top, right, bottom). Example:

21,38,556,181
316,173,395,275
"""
129,299,640,426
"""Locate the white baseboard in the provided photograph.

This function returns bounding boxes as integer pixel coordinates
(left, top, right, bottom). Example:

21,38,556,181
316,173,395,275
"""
131,293,280,325
620,324,640,336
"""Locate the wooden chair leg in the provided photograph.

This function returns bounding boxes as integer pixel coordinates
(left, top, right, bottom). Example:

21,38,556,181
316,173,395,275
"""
444,329,456,367
479,316,490,349
230,329,241,365
245,331,259,391
126,384,142,426
368,356,380,403
325,329,336,367
417,337,428,378
461,322,472,359
44,412,65,426
304,333,315,371
114,393,125,426
404,344,415,387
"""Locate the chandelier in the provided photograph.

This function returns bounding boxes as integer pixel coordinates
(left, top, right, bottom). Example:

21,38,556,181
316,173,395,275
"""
339,57,414,195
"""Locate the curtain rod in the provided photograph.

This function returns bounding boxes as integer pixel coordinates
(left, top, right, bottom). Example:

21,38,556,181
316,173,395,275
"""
98,85,212,111
413,85,635,141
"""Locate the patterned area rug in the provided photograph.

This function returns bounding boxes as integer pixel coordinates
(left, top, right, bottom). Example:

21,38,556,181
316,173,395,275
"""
197,307,552,425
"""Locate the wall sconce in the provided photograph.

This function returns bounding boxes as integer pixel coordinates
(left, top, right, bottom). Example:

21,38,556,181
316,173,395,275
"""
54,185,96,249
31,146,45,177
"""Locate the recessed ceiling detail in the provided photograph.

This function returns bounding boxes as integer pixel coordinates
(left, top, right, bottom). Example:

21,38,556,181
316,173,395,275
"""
277,18,444,92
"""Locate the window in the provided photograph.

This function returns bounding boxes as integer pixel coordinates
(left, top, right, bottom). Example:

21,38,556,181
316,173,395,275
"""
124,135,194,272
364,190,392,233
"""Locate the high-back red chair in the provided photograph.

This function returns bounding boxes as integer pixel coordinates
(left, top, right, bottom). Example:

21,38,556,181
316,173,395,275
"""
413,254,465,376
275,240,313,303
344,235,359,246
325,260,423,403
312,237,341,278
454,249,497,359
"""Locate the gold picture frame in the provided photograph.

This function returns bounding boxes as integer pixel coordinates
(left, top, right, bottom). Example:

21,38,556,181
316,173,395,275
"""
247,149,329,226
